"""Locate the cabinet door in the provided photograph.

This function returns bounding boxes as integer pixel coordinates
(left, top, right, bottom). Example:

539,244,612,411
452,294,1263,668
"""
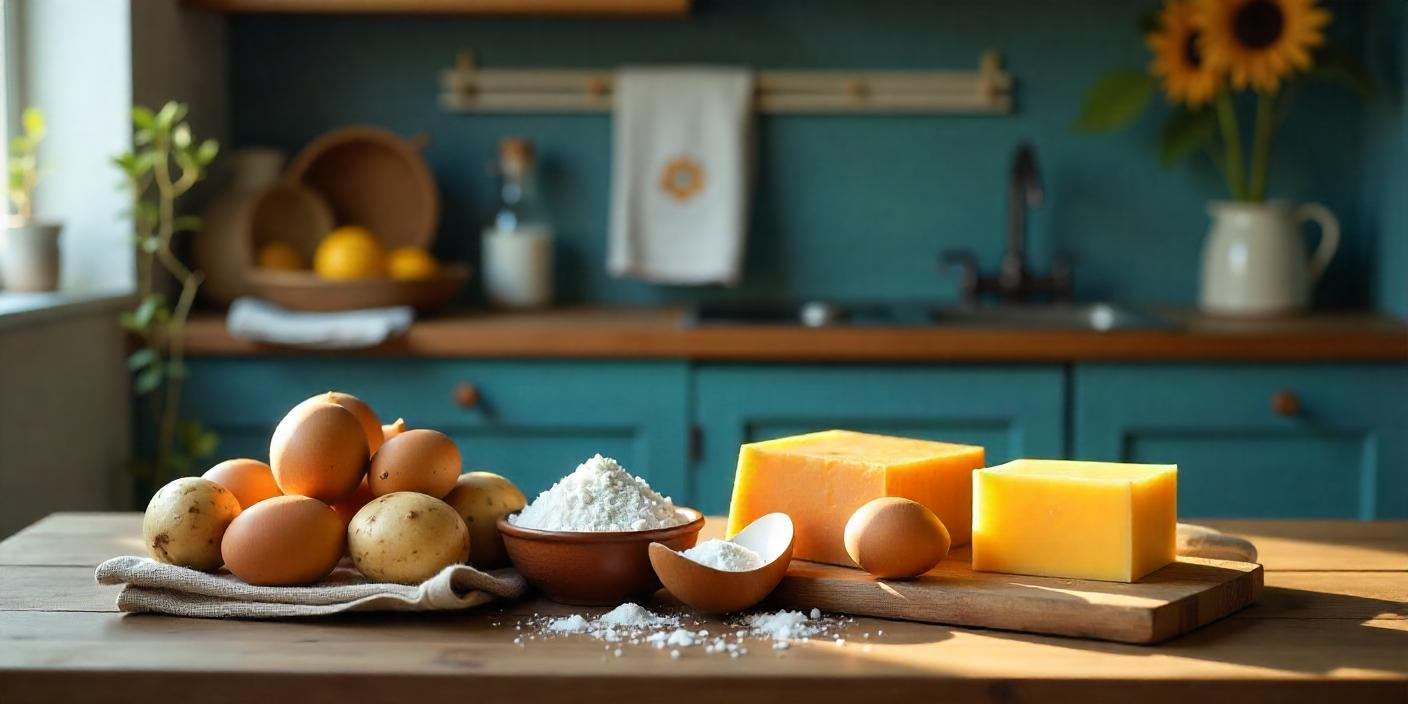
184,360,691,501
1074,364,1408,519
692,364,1067,514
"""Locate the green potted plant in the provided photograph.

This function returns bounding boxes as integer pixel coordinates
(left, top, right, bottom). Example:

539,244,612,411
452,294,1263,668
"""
2,107,62,292
115,101,220,485
1077,0,1368,317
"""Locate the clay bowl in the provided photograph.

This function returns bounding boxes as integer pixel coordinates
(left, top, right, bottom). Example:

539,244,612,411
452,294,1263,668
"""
649,513,794,613
246,264,470,312
498,507,704,606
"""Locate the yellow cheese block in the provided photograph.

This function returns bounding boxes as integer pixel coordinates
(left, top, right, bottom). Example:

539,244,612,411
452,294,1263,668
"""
726,430,985,565
972,459,1177,583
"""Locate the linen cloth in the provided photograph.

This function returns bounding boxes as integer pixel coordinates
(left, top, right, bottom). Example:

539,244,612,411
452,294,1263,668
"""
95,555,526,618
607,66,755,285
225,296,414,349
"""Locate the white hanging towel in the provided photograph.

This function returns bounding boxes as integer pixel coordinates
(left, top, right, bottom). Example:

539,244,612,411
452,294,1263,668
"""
608,66,755,285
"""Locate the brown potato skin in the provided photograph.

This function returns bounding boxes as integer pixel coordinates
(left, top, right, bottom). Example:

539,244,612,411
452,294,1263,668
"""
443,472,526,569
142,477,243,571
348,492,470,584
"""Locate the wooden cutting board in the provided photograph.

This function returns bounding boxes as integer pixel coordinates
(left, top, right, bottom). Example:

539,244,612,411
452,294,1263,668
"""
768,546,1262,644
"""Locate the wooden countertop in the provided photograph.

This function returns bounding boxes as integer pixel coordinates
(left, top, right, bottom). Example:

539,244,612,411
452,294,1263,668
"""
185,307,1408,362
1,513,1405,703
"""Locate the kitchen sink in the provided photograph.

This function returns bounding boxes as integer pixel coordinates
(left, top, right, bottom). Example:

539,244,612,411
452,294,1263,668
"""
686,301,1172,331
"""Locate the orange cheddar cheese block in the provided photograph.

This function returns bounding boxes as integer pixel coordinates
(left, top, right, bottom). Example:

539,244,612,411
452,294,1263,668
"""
972,459,1177,583
726,430,985,566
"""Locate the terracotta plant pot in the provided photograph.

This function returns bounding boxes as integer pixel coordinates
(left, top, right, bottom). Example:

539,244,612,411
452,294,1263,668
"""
2,222,62,292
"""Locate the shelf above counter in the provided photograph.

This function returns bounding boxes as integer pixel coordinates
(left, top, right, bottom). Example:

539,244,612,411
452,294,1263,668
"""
181,306,1408,362
183,0,690,15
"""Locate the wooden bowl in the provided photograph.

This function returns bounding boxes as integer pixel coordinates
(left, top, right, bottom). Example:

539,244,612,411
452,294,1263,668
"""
246,264,470,312
649,513,795,613
286,126,440,250
498,507,704,606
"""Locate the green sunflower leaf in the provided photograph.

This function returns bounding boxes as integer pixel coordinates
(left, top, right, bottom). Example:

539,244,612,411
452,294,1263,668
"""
1160,107,1218,167
1075,70,1158,133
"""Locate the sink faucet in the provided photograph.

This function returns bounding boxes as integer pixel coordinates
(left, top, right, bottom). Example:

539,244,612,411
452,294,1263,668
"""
942,142,1071,305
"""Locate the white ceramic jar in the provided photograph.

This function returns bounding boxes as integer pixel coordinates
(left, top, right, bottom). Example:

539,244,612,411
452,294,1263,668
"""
1,222,62,292
1198,200,1340,317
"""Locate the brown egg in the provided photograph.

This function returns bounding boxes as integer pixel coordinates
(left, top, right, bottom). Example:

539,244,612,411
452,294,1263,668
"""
442,471,526,569
270,400,369,503
331,476,376,527
368,429,461,498
843,497,951,579
221,495,344,586
381,417,406,443
296,391,384,455
202,458,282,509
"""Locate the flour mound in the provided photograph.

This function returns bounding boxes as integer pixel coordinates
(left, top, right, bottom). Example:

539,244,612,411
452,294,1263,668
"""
681,539,765,571
510,454,683,532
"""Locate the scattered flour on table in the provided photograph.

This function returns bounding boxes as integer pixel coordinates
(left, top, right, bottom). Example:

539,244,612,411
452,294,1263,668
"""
501,604,861,659
680,539,765,571
510,454,683,532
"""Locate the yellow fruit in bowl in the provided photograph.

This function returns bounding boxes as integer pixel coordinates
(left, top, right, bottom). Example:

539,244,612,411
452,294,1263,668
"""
387,247,440,281
314,226,386,280
257,241,306,271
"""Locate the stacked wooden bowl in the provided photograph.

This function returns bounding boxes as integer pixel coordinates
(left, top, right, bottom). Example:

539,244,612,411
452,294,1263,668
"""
204,126,467,312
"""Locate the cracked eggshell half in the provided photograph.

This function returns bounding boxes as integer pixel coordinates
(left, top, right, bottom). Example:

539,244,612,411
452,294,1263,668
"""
649,512,795,613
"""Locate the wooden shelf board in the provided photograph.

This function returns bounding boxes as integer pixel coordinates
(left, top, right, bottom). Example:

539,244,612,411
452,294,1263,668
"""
183,0,691,16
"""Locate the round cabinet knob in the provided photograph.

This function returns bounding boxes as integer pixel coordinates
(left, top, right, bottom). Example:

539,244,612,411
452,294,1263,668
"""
1271,390,1302,417
454,382,480,409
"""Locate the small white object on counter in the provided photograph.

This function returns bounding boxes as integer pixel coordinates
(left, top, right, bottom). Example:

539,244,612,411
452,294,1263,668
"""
225,297,413,349
680,539,765,572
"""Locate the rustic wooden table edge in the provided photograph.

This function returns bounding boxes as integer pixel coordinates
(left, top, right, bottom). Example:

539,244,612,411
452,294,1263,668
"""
1,513,1405,704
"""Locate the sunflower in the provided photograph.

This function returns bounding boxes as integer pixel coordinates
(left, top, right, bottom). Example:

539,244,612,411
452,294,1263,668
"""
1198,0,1330,93
1147,0,1222,106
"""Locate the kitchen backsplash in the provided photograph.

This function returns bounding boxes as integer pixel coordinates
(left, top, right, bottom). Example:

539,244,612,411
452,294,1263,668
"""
228,0,1404,310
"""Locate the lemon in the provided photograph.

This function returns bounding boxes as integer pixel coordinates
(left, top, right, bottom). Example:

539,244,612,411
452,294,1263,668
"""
387,247,440,281
256,241,306,271
314,226,386,280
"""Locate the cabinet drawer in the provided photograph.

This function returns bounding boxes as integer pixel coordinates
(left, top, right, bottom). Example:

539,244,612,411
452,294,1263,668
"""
184,359,691,501
693,364,1066,514
1074,364,1408,519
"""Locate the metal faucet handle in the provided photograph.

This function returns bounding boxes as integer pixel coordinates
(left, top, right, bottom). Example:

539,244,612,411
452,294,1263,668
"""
940,249,980,305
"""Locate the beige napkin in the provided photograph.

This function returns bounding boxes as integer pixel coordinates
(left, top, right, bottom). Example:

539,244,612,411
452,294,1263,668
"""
95,556,526,618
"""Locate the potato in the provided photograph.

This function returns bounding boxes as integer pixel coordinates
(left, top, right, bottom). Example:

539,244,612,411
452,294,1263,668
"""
443,471,526,569
142,477,242,571
348,492,470,584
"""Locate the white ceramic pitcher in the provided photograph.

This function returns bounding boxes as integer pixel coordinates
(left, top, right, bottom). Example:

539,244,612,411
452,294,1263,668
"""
1198,200,1339,316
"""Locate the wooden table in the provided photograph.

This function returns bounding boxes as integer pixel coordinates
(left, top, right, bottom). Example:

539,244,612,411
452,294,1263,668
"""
1,514,1405,703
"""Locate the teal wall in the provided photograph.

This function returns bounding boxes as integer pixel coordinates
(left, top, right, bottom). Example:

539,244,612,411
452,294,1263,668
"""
1365,1,1407,316
228,0,1397,310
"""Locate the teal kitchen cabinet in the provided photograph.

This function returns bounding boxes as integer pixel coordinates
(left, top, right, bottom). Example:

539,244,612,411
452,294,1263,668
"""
691,365,1067,514
1074,364,1408,519
183,359,692,500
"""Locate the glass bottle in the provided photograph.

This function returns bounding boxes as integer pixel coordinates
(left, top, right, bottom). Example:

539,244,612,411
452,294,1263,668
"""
482,138,554,308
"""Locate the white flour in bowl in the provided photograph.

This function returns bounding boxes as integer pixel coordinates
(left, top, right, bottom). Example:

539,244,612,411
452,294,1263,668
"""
510,454,684,532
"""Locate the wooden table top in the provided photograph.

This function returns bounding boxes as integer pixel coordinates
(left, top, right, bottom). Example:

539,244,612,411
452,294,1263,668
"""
185,306,1408,361
1,513,1405,703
